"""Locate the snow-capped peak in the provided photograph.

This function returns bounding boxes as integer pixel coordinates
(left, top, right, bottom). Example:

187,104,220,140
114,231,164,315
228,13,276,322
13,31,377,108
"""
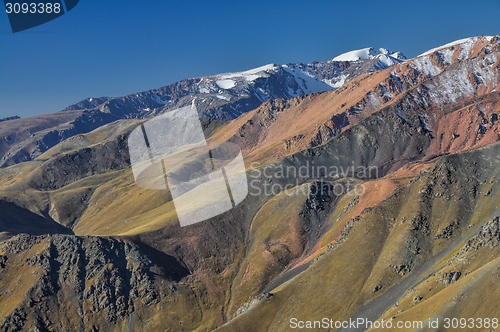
215,63,278,81
208,63,279,89
331,47,375,62
331,47,406,62
391,51,406,60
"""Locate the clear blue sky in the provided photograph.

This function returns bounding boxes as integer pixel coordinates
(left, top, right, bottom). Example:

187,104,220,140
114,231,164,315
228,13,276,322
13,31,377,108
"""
1,0,500,118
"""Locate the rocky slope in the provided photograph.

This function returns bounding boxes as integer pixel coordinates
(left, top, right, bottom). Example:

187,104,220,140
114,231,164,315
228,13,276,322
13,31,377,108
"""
216,139,500,332
210,35,500,165
0,234,191,332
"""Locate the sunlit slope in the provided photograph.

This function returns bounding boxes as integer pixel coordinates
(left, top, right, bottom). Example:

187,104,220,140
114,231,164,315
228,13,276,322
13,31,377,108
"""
0,117,228,237
226,181,354,318
216,141,500,332
36,119,144,161
71,168,177,236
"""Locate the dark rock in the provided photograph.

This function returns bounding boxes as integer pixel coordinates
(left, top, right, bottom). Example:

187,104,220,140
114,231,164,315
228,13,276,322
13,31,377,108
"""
441,271,462,286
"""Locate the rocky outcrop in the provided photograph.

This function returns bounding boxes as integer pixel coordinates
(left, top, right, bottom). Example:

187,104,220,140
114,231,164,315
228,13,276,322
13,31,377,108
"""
326,216,362,253
0,234,189,331
0,116,21,123
233,292,273,318
461,216,500,252
299,182,337,252
440,271,462,286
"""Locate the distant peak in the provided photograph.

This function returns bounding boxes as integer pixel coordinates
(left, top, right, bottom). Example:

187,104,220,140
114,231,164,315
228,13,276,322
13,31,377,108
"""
331,47,406,62
390,51,407,60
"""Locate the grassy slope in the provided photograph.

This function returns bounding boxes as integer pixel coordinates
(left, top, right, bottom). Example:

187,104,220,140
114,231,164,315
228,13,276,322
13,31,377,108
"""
227,184,311,317
215,141,500,332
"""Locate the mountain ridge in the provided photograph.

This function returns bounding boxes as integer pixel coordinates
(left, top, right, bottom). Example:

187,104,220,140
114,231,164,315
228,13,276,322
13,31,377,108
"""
0,46,406,168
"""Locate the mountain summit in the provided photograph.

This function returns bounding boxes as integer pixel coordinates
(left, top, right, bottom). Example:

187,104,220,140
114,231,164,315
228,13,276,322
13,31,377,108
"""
332,46,406,62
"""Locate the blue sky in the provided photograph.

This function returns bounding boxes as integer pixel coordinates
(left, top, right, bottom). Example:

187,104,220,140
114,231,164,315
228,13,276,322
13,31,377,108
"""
1,0,500,118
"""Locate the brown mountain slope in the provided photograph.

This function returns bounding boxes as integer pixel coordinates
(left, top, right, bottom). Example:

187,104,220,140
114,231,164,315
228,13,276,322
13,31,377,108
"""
0,97,428,331
216,139,500,332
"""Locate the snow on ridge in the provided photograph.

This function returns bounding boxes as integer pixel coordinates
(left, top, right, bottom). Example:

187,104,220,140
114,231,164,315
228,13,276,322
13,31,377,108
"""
211,61,333,94
331,47,405,62
281,64,333,95
197,45,408,94
377,54,398,67
216,63,278,81
419,36,494,57
332,47,375,62
194,63,280,91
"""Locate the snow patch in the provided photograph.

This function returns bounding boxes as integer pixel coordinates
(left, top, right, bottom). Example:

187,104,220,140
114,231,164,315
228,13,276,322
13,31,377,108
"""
332,47,404,63
216,64,278,81
325,74,348,88
419,114,432,132
199,86,211,94
152,94,169,105
282,65,333,95
412,55,442,77
216,79,236,89
377,54,397,67
366,92,382,110
216,95,231,101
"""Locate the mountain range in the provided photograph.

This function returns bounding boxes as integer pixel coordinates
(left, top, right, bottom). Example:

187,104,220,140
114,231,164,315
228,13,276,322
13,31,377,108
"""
1,35,500,331
0,47,404,168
